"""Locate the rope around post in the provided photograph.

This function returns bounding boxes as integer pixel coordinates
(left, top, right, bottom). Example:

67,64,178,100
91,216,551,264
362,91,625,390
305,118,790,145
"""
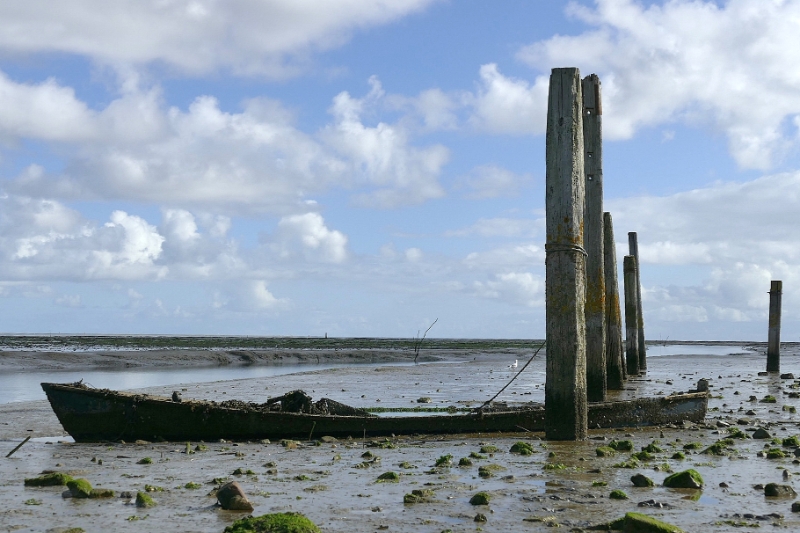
474,340,546,413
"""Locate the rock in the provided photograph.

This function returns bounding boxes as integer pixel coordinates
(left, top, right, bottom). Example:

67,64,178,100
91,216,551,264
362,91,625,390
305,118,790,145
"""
319,436,337,443
510,441,533,455
622,512,685,532
663,469,703,489
223,512,320,533
792,501,800,512
217,481,254,511
631,474,655,487
696,379,709,392
24,472,74,487
753,428,772,439
66,479,92,499
403,489,435,503
135,491,155,508
781,373,795,380
596,446,616,457
89,488,115,498
171,391,182,402
609,489,628,500
764,483,797,497
416,397,432,403
474,513,487,522
469,492,491,505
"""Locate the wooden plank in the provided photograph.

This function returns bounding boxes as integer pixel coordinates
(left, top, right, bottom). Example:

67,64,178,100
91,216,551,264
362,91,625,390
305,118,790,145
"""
545,67,587,441
603,212,625,389
628,232,647,371
583,74,606,402
767,280,782,372
623,255,640,376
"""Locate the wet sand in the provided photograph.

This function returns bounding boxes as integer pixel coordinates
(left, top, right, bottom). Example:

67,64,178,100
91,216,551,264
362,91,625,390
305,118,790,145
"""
4,343,800,532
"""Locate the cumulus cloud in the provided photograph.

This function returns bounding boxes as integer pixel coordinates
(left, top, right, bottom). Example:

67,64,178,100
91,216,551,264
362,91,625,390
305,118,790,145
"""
273,212,349,264
472,272,543,307
0,0,437,77
517,0,800,169
454,165,533,199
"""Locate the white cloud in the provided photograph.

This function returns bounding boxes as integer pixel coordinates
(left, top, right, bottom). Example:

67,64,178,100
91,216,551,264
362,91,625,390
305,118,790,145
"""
454,165,533,199
0,0,437,78
274,212,349,264
517,0,800,169
473,271,543,307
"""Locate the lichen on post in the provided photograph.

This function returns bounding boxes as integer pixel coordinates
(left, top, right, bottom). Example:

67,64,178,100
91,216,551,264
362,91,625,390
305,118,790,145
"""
544,67,588,441
603,212,625,389
623,255,640,376
767,280,782,372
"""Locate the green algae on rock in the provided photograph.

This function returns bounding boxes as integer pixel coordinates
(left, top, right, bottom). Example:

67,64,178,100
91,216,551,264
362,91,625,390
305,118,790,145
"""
608,439,633,452
458,457,473,466
89,488,115,498
224,512,320,533
478,464,505,478
403,489,435,504
510,441,534,455
469,491,491,505
434,454,453,467
609,489,628,500
24,472,73,487
764,483,797,497
137,457,152,465
599,512,685,532
663,469,703,489
66,478,93,498
376,471,399,482
479,445,499,454
596,446,616,457
135,491,156,508
631,473,655,487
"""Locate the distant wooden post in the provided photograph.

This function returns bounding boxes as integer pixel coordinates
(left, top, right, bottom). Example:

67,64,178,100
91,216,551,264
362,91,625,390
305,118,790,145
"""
583,74,606,403
545,67,588,441
767,280,782,372
603,212,625,389
628,232,647,371
623,255,640,375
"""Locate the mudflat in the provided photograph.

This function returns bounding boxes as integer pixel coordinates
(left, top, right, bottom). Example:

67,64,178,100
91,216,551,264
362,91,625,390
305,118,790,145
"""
3,343,800,532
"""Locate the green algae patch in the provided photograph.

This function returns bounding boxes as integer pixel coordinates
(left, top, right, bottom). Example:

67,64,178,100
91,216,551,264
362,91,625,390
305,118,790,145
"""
233,468,256,476
609,489,628,500
663,469,703,489
622,512,685,532
223,512,320,533
435,454,453,467
631,473,655,487
376,471,399,483
479,445,499,454
671,451,685,460
761,395,777,403
184,481,202,489
404,489,435,504
24,472,74,487
783,436,800,447
631,451,655,461
727,427,749,439
458,457,473,467
766,448,787,459
469,491,491,505
398,461,417,469
682,442,702,451
469,452,487,460
596,446,616,457
137,457,153,465
609,439,634,452
478,464,506,478
89,488,115,498
135,491,156,508
66,478,93,499
510,441,534,455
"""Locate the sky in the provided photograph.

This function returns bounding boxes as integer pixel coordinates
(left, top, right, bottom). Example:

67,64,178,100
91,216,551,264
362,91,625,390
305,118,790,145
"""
0,0,798,341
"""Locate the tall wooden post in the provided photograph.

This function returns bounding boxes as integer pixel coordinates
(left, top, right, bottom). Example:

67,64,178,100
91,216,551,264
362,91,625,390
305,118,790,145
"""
603,212,625,389
545,67,587,441
623,255,640,376
628,232,646,371
583,74,606,402
767,280,782,372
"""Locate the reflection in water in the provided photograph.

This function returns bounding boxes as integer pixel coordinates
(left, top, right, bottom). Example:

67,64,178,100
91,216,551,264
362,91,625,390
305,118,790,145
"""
647,345,752,357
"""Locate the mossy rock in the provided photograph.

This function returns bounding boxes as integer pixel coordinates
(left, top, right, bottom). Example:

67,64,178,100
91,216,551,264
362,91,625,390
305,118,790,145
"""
469,492,491,505
89,488,115,498
66,478,93,499
136,491,156,508
478,464,505,478
596,446,616,457
727,427,749,439
642,443,663,454
376,471,399,483
767,448,787,459
663,469,703,489
24,472,74,487
631,451,655,461
480,445,499,454
185,481,202,489
224,512,320,533
435,454,453,467
783,436,800,447
609,489,628,500
761,395,777,403
671,452,685,460
137,457,153,465
631,473,655,487
764,483,797,497
469,452,486,460
458,457,473,467
682,442,702,450
510,441,534,455
609,439,634,452
403,489,435,504
701,442,729,456
621,512,685,532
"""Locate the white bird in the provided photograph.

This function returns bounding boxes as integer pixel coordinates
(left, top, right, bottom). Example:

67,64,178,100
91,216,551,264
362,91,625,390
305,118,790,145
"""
508,360,518,369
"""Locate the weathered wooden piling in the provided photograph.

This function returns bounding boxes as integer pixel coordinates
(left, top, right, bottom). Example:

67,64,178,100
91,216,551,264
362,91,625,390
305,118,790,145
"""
623,255,640,376
628,232,647,371
767,280,782,372
545,67,588,441
603,212,625,389
583,74,606,402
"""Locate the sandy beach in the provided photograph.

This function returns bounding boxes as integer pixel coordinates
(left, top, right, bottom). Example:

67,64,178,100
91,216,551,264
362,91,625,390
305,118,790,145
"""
3,343,800,532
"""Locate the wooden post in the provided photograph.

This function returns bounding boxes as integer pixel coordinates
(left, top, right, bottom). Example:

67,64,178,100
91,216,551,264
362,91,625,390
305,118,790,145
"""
583,74,606,403
767,280,782,372
603,212,625,389
545,67,587,441
623,255,640,376
628,232,647,371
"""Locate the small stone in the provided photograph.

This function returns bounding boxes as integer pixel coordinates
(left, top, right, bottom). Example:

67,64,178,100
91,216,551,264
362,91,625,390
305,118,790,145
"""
765,483,797,497
135,491,155,508
792,501,800,512
631,474,655,487
469,492,491,505
474,513,487,522
753,428,772,439
216,481,254,511
663,469,703,489
66,479,92,499
781,373,795,380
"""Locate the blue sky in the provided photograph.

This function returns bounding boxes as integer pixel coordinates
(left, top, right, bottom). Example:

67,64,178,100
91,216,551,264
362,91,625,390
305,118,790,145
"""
0,0,798,340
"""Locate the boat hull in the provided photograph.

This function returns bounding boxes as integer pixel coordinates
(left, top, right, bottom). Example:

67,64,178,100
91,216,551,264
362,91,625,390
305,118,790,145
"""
41,383,708,442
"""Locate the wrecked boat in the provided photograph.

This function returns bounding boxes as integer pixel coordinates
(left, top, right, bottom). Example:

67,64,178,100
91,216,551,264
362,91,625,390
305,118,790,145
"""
41,382,708,442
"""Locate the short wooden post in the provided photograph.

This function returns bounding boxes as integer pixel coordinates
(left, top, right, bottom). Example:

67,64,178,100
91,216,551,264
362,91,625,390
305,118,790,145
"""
583,74,606,403
603,212,625,389
545,67,588,441
623,255,640,376
628,232,647,371
767,280,782,372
